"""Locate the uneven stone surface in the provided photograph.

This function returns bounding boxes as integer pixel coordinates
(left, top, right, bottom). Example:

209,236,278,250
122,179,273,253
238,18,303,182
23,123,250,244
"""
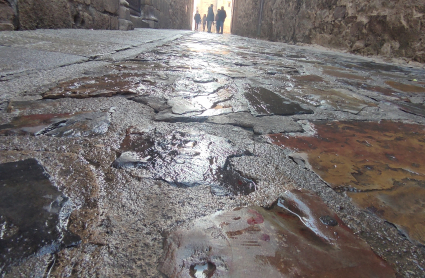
1,30,425,277
269,121,425,246
160,189,397,277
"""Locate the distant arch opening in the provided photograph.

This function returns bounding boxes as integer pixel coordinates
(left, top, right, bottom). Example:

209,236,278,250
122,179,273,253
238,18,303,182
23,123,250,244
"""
192,0,232,33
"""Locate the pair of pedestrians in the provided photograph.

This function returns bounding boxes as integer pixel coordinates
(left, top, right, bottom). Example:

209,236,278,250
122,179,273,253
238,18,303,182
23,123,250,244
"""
206,5,226,34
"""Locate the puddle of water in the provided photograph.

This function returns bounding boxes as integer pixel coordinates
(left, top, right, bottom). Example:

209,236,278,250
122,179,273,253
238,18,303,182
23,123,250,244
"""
0,112,110,137
268,120,425,245
168,89,233,115
323,69,369,81
385,81,425,93
42,73,155,99
283,88,374,114
0,159,79,270
160,189,397,277
293,75,325,83
113,130,255,196
189,262,216,278
245,87,313,116
0,113,73,136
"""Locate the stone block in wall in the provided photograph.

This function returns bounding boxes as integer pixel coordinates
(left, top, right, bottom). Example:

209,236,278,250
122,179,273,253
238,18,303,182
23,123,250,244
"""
104,0,119,14
0,23,14,30
333,6,346,20
0,0,15,29
89,6,111,29
73,0,91,4
119,18,134,30
110,15,119,29
18,0,72,29
130,15,149,28
119,6,130,20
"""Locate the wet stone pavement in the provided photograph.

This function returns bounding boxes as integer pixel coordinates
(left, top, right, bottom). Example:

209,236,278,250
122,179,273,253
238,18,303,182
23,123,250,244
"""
0,29,425,277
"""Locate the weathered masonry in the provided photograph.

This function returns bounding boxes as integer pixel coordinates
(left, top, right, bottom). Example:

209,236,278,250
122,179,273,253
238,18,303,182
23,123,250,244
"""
0,0,193,31
231,0,425,62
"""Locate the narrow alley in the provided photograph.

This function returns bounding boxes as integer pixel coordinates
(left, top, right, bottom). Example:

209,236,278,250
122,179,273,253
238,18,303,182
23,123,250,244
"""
0,29,425,277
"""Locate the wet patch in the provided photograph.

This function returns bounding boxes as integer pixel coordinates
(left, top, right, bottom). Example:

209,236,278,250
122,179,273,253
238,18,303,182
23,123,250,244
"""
323,69,369,80
160,189,397,277
283,88,375,114
0,159,79,272
0,112,110,137
112,130,255,196
6,100,60,114
293,75,325,83
42,73,156,99
385,81,425,93
268,121,425,245
396,102,425,117
168,89,233,115
245,87,313,116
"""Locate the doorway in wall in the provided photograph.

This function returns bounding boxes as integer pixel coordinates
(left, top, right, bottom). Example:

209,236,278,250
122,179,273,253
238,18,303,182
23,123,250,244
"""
192,0,232,33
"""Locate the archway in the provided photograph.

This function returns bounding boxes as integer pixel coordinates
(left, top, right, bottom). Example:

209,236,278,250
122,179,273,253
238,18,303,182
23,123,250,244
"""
192,0,232,33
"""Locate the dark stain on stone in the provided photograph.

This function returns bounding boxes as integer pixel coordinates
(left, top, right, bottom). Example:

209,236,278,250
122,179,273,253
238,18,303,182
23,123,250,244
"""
323,69,369,80
244,87,313,116
319,215,338,226
0,159,79,271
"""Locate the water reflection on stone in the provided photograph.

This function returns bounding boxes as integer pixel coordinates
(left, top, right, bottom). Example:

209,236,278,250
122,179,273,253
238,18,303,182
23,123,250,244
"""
269,120,425,245
0,159,79,271
160,189,397,277
113,129,255,196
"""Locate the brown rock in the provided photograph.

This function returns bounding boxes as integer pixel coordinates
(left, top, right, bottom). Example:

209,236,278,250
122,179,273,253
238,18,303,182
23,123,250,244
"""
160,189,397,277
18,0,72,29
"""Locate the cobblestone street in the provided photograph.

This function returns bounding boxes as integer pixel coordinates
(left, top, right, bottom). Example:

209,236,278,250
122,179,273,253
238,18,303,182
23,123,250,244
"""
1,29,425,277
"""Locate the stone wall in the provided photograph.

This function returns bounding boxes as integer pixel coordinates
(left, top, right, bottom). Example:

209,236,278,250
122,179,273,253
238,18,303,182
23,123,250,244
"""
1,0,192,31
139,0,193,30
232,0,425,62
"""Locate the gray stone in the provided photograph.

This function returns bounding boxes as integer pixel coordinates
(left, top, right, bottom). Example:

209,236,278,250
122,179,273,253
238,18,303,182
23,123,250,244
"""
119,18,134,30
118,5,130,20
207,112,303,135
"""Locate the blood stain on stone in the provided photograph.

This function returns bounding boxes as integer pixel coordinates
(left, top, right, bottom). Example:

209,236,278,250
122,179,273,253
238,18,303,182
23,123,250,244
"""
244,87,313,116
268,120,425,245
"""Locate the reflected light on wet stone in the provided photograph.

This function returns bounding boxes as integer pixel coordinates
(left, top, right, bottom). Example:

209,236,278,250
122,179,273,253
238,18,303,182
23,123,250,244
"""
160,189,397,277
245,87,313,116
112,130,255,196
268,120,425,245
42,73,155,99
0,112,110,137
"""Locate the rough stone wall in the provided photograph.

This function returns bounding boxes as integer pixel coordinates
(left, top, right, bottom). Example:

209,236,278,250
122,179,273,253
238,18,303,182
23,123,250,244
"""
3,0,124,30
232,0,425,62
140,0,193,30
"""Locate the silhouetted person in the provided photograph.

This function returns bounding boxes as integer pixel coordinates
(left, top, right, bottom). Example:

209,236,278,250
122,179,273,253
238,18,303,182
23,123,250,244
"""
202,14,207,31
215,13,219,33
207,4,214,33
217,6,227,34
194,10,201,31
